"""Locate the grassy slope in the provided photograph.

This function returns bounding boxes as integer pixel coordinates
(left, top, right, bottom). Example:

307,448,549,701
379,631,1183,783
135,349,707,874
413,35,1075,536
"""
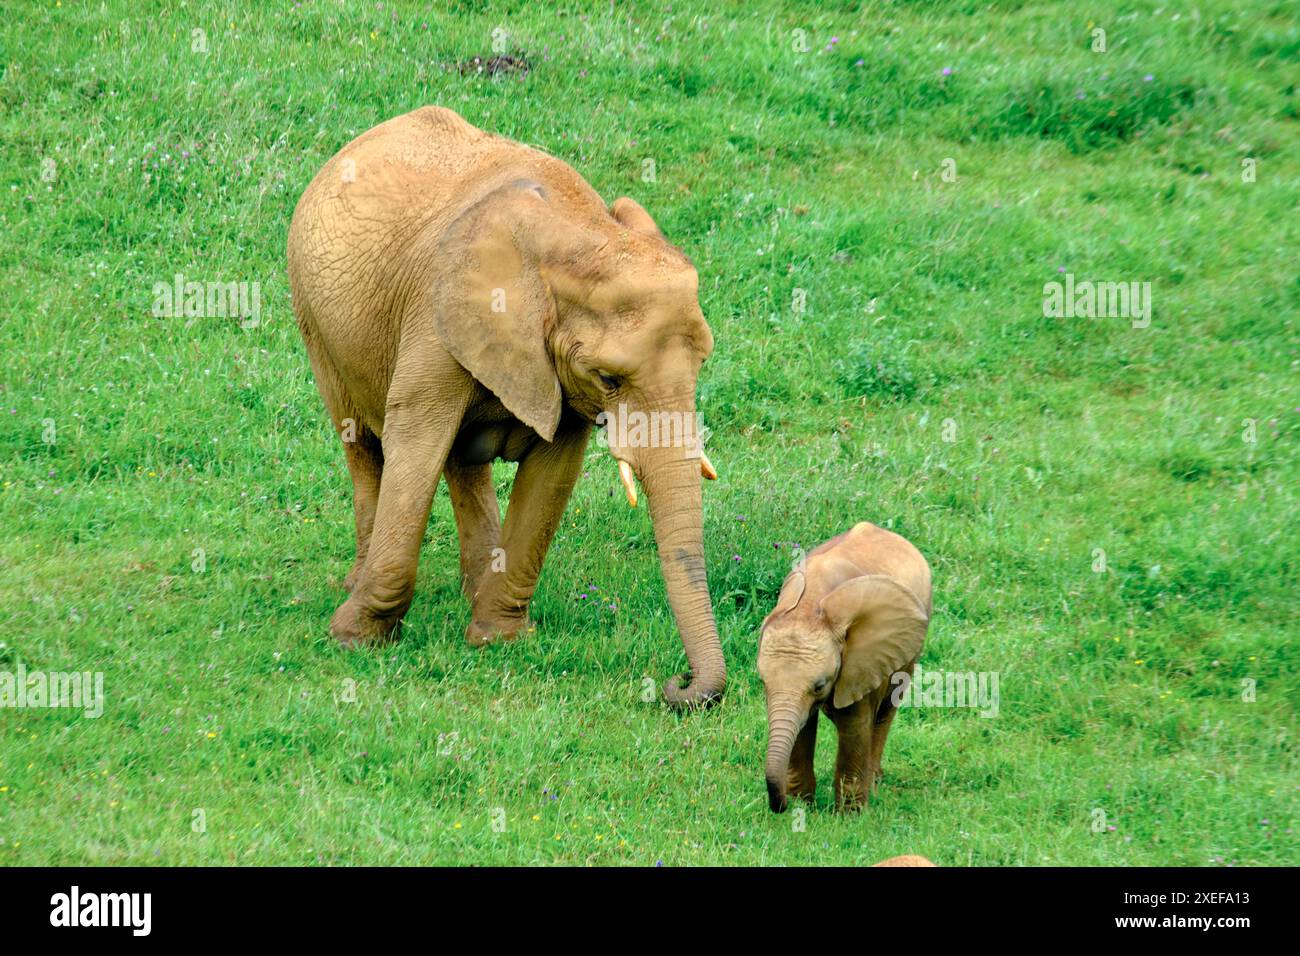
0,0,1295,864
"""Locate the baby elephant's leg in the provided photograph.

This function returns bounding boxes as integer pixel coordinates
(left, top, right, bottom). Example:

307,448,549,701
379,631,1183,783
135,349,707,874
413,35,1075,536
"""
868,694,903,785
831,699,877,811
867,661,914,786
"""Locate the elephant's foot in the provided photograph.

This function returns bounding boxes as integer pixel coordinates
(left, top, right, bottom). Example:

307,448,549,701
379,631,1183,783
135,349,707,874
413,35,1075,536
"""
330,596,402,648
834,788,868,813
465,614,534,647
833,771,877,812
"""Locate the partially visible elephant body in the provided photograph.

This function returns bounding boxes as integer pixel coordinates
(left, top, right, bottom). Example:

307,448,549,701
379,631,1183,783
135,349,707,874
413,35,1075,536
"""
287,107,725,707
872,854,937,867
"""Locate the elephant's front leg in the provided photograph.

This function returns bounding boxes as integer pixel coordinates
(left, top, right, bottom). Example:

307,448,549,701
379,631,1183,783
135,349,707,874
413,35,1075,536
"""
330,362,473,646
466,417,592,645
830,699,877,812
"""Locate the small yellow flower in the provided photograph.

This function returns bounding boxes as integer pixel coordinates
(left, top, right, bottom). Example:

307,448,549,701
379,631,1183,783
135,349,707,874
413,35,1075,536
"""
1133,659,1145,665
531,814,540,821
207,732,217,738
453,821,462,829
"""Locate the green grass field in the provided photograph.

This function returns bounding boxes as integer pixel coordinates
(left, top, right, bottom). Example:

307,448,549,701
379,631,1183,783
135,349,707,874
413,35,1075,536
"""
0,0,1295,865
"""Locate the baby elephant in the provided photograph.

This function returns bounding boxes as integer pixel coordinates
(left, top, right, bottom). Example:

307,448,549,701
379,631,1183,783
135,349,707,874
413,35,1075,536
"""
758,522,931,812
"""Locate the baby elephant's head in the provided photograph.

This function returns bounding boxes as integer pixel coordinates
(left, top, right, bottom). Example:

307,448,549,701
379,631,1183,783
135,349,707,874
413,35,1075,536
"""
757,568,929,813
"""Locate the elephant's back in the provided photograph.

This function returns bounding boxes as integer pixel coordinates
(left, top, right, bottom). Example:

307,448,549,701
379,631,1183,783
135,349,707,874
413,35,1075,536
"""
287,108,507,354
287,107,562,291
809,522,932,612
289,107,496,256
341,105,501,180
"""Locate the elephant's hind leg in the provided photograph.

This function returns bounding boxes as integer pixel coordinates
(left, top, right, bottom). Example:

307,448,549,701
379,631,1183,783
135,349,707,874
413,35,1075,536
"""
300,334,383,592
867,660,915,785
444,456,501,601
867,687,905,785
342,427,384,591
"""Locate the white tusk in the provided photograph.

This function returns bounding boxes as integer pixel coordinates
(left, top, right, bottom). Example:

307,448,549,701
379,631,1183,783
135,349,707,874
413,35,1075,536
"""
617,459,638,507
699,450,718,481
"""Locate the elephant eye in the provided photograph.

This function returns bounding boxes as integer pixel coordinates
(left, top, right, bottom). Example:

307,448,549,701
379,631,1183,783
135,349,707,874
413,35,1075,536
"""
598,373,622,391
812,677,830,693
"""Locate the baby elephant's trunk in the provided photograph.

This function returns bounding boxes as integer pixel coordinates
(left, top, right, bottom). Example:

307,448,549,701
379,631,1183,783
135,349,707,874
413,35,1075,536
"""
764,699,803,813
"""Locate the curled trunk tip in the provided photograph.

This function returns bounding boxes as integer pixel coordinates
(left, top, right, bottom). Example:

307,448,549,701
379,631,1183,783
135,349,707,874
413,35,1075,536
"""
663,671,725,710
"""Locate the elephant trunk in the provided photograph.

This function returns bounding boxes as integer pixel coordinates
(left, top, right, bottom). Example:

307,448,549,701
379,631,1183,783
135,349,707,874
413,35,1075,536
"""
635,438,726,710
764,699,804,813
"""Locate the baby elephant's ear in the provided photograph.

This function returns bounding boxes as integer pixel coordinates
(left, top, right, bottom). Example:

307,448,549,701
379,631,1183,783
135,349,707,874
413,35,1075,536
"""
769,571,806,618
609,196,665,239
820,575,929,710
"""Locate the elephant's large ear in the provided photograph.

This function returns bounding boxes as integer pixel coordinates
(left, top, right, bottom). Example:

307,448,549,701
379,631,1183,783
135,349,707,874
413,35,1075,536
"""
431,181,562,442
769,571,807,619
610,196,664,239
759,571,806,650
820,575,929,710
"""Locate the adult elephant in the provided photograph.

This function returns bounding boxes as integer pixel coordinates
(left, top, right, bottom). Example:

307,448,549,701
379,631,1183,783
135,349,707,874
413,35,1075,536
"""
287,106,725,707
